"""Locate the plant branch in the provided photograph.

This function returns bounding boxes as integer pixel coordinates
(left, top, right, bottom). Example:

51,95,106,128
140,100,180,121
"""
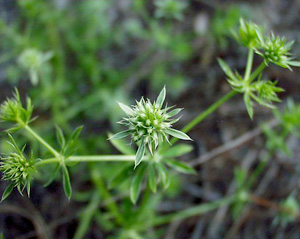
244,49,254,81
171,90,237,144
24,125,60,158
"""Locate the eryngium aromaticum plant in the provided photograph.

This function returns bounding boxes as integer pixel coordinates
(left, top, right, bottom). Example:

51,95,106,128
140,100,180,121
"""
110,87,192,168
0,134,36,201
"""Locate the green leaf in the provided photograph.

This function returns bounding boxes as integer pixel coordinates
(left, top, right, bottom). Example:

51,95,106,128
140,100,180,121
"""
44,163,61,187
130,165,146,204
62,164,72,200
243,93,253,119
163,144,193,158
135,142,145,169
155,163,169,189
69,126,83,142
218,58,237,80
56,126,65,148
165,128,192,141
1,184,14,202
108,133,135,155
108,130,131,141
165,159,196,174
109,164,134,189
118,102,134,115
148,164,157,193
156,86,166,108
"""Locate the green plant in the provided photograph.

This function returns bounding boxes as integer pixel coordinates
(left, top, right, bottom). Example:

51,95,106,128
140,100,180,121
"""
1,17,299,239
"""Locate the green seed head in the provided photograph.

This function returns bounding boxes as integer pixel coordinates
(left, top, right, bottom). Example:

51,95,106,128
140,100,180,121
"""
0,89,34,128
110,87,192,168
234,19,263,49
0,135,35,196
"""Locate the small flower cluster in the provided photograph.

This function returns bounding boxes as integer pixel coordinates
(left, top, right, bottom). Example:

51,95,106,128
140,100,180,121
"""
233,19,263,48
0,135,35,200
0,89,34,130
235,19,300,70
110,87,191,168
256,34,300,70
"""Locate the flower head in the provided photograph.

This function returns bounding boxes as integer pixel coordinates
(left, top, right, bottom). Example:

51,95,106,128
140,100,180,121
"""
256,34,300,70
110,87,192,168
0,134,36,200
0,89,34,131
233,19,263,49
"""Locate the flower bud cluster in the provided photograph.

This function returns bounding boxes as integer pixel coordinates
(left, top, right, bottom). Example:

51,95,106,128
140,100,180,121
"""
110,87,191,168
256,34,300,70
0,89,34,129
0,136,35,195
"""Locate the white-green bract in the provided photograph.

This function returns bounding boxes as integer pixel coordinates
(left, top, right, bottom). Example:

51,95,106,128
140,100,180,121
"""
109,87,192,168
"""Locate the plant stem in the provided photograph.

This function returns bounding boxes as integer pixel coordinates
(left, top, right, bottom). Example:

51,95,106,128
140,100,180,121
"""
249,62,266,82
171,90,237,144
244,49,254,81
151,195,236,226
24,125,60,158
35,155,137,167
69,155,136,162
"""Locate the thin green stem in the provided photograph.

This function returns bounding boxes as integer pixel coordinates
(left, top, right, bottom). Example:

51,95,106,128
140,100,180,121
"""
68,155,136,162
24,125,60,158
249,62,266,82
244,49,254,81
151,195,236,226
171,90,237,144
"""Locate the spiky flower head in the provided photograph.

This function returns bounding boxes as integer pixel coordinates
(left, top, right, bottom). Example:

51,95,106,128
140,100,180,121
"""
256,34,300,70
0,135,36,201
233,19,264,49
0,89,34,131
110,87,192,168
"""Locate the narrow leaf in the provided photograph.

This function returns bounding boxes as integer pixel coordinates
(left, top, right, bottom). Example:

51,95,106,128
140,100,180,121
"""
165,159,196,174
217,58,236,80
155,163,169,189
56,126,65,148
69,126,83,142
135,142,145,169
243,93,253,119
1,184,14,202
130,165,146,204
118,102,134,115
148,164,157,193
108,130,131,141
163,144,193,158
62,164,72,200
165,128,192,141
156,86,166,108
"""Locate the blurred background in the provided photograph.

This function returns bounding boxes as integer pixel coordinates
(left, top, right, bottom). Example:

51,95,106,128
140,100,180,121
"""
0,0,300,238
